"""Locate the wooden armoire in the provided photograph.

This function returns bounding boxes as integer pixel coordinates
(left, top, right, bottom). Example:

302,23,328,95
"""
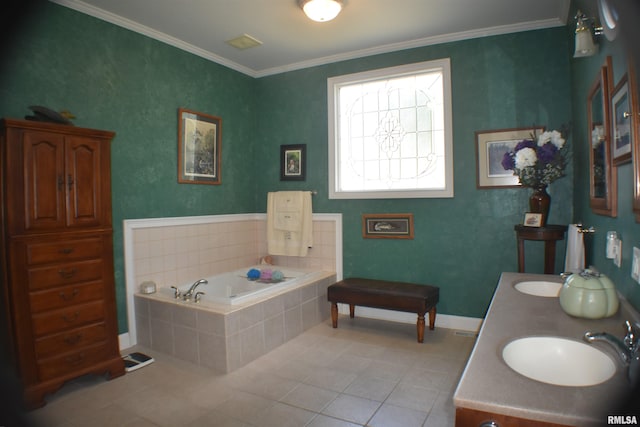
0,118,124,408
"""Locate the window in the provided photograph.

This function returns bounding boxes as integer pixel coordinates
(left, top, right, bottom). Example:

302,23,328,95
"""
328,59,453,199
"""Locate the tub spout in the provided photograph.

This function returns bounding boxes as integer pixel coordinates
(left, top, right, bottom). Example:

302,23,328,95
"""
183,279,207,300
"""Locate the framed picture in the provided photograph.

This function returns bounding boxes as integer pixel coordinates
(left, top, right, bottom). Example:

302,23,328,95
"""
523,213,543,227
178,108,222,185
362,214,414,239
475,127,544,188
611,73,633,165
280,144,306,181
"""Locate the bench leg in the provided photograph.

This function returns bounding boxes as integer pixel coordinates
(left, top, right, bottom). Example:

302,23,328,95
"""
428,306,436,330
349,304,355,318
417,314,425,343
331,302,338,328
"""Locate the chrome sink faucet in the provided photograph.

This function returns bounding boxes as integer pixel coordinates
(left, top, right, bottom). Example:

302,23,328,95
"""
183,279,208,301
584,320,640,384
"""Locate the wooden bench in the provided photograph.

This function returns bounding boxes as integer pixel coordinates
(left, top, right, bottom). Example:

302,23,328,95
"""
327,278,439,343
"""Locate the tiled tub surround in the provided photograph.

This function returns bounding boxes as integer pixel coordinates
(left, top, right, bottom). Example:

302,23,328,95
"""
123,213,343,346
135,271,336,372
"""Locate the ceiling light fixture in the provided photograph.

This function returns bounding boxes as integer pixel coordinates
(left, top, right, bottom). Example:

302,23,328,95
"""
573,10,603,58
299,0,344,22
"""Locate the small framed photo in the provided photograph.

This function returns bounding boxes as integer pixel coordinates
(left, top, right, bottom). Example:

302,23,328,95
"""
178,108,222,185
280,144,306,181
475,127,544,188
362,214,414,239
523,213,543,227
611,73,633,164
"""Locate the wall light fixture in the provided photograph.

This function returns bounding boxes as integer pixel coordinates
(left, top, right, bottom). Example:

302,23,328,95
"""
574,10,603,58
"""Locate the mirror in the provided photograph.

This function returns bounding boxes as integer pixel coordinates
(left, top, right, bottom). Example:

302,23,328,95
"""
630,60,640,222
588,56,617,217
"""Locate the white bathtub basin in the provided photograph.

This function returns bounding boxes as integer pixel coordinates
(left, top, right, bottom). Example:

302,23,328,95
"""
514,280,562,297
502,336,616,387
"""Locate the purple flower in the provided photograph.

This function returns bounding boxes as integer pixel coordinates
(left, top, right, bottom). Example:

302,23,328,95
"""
501,151,515,170
537,143,558,164
514,139,536,151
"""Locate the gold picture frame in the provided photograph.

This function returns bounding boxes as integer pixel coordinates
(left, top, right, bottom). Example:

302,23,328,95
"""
178,108,222,185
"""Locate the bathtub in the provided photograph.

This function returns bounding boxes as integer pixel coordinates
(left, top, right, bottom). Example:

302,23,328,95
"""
170,265,322,305
136,266,336,372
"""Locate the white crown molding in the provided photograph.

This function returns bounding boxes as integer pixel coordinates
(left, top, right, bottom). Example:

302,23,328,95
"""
51,0,566,79
256,18,564,77
49,0,257,77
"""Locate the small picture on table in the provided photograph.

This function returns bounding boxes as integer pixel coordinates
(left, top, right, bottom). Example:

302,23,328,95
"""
523,213,543,227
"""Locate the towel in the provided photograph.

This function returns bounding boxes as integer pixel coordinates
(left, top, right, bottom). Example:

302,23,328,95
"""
564,224,585,273
267,191,313,256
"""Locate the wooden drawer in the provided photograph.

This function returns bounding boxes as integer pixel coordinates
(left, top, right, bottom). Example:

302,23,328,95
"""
31,300,105,337
27,259,103,291
29,281,104,313
35,322,107,359
26,238,103,265
37,342,111,381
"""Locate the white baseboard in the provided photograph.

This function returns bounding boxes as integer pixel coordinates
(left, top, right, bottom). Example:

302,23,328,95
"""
119,333,132,351
336,304,482,333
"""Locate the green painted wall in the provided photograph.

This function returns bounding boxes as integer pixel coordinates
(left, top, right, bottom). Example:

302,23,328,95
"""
570,0,640,311
1,3,257,331
8,1,638,333
253,29,573,318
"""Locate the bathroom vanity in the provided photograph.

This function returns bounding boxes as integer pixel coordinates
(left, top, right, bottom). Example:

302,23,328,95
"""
454,272,635,427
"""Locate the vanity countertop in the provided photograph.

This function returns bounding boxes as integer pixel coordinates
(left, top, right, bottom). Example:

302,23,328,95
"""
453,272,636,426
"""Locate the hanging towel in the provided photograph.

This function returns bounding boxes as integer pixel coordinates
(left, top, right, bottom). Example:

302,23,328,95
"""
267,191,313,256
564,224,585,273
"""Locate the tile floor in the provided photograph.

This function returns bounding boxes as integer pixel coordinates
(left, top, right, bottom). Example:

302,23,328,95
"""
26,316,476,427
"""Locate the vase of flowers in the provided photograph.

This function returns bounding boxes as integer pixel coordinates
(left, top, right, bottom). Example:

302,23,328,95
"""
501,129,567,226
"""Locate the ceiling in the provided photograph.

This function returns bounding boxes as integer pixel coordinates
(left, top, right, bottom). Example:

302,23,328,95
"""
52,0,571,78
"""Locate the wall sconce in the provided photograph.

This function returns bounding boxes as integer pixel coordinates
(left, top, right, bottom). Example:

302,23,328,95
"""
574,10,603,58
299,0,344,22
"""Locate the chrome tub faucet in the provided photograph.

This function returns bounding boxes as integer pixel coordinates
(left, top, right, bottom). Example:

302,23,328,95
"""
584,320,640,384
183,279,208,300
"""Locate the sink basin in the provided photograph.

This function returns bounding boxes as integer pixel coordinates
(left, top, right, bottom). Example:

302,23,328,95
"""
514,281,562,297
502,337,616,386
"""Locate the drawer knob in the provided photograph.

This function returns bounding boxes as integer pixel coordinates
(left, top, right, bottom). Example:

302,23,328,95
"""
58,268,77,279
64,334,82,345
59,248,74,255
62,312,79,323
59,288,79,301
65,352,85,365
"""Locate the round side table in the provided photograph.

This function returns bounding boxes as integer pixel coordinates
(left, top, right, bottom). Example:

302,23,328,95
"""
514,224,567,274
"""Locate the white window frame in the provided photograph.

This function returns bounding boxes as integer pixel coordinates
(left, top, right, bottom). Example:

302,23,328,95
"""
328,58,453,199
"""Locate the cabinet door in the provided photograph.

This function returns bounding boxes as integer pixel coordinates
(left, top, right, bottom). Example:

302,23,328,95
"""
23,131,66,230
65,136,103,228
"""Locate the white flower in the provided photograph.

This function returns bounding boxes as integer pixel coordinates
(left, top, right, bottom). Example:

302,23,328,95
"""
515,147,537,169
591,126,604,147
537,130,565,149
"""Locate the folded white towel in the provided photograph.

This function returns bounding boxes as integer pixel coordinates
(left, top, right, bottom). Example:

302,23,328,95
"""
267,191,313,257
564,224,585,273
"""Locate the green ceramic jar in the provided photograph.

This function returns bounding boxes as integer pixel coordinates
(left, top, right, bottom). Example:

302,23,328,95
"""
559,270,619,319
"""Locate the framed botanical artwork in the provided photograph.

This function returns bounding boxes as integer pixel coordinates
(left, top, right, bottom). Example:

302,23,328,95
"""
178,108,222,185
362,213,414,239
475,127,544,188
280,144,306,181
611,73,633,165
